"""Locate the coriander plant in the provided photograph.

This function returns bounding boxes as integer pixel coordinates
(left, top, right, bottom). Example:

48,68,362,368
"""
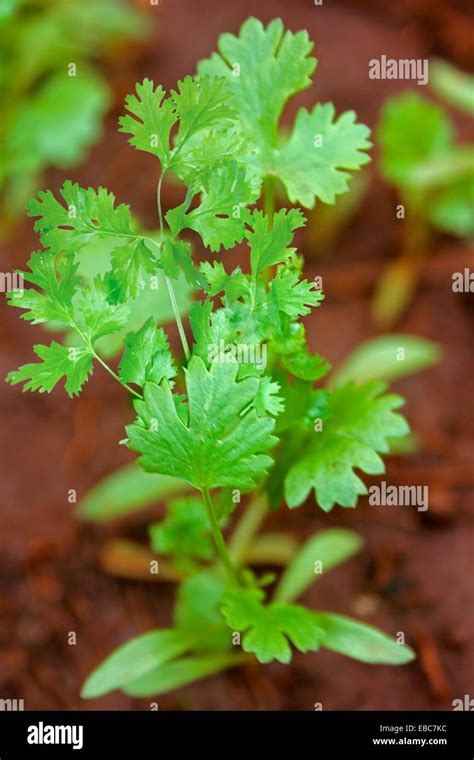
6,18,416,699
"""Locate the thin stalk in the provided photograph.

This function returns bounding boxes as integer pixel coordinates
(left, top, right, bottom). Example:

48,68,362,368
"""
229,494,268,565
93,351,143,400
71,320,143,400
372,199,430,326
156,173,191,361
165,275,191,361
262,176,276,285
202,487,242,586
263,175,276,226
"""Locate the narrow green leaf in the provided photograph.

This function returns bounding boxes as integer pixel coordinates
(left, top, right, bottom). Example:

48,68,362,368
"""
81,629,193,698
79,464,189,522
430,59,474,116
332,335,441,386
313,612,415,664
174,571,230,652
123,653,247,697
274,529,362,603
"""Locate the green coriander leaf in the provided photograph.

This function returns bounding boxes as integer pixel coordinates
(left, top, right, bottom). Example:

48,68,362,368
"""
149,497,214,567
120,75,242,178
198,18,371,207
273,104,371,207
200,261,249,304
281,347,331,382
119,79,177,165
188,299,215,357
27,180,139,253
119,317,176,388
127,356,277,491
221,588,322,664
160,239,204,287
273,377,329,435
58,237,193,359
313,613,415,664
268,267,324,321
7,250,79,326
105,239,157,303
79,276,129,343
198,17,316,157
171,75,238,150
166,162,258,252
252,376,285,417
7,341,93,397
246,208,305,275
285,381,410,511
172,127,250,184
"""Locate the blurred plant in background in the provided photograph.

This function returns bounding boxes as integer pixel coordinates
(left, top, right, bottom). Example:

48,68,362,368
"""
372,63,474,325
0,0,146,234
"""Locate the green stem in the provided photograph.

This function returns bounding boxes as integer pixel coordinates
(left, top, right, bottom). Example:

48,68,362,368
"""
202,488,242,585
165,275,191,361
156,174,191,362
156,174,165,236
71,320,143,400
263,176,275,226
372,198,430,326
262,176,276,285
93,351,143,400
229,494,268,565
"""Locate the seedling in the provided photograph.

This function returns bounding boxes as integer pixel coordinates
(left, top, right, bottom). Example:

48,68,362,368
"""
373,82,474,325
6,18,416,699
0,0,145,231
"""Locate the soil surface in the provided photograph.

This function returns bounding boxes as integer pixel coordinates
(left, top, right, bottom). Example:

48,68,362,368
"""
0,0,473,710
